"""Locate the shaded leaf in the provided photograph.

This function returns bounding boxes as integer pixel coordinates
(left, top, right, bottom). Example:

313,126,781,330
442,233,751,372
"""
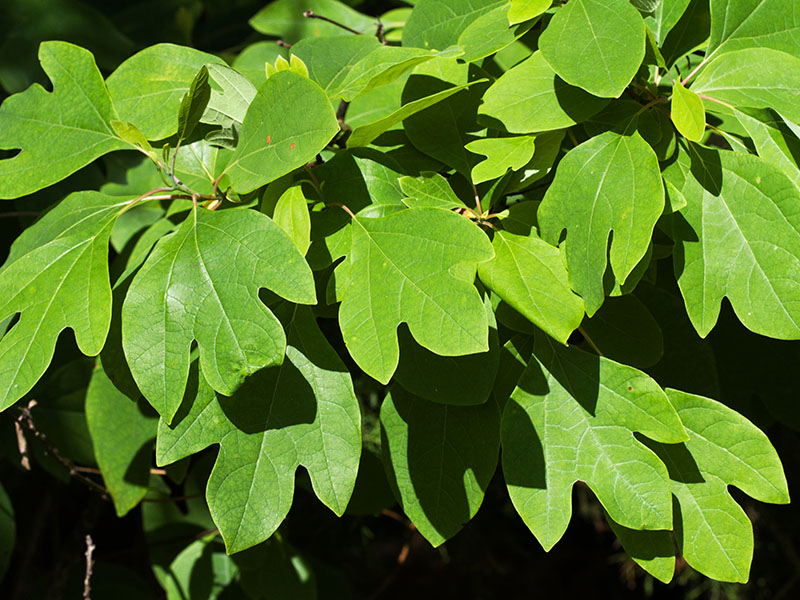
177,66,210,141
399,171,465,210
402,0,506,50
156,306,361,553
381,386,500,545
249,0,375,43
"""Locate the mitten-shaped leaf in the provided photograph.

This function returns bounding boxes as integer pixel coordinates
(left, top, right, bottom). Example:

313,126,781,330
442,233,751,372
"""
501,336,687,550
156,306,361,553
538,0,646,98
0,191,125,410
122,207,315,422
86,366,157,516
0,41,129,199
478,230,584,344
106,44,225,140
539,130,664,315
613,389,789,583
381,386,500,545
338,207,494,384
670,144,800,339
226,71,339,194
707,0,800,56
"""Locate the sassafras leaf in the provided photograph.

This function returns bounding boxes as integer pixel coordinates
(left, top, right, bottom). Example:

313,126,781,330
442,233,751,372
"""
122,207,316,422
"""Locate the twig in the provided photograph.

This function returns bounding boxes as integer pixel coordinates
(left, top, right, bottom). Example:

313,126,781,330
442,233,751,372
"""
0,211,39,219
16,400,109,499
141,492,203,504
14,419,30,470
303,10,363,35
375,21,387,45
578,326,604,357
83,535,95,600
276,39,293,49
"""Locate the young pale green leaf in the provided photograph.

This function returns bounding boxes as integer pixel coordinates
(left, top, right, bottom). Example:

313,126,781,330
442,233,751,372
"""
122,207,316,423
273,185,311,255
177,66,210,141
394,294,499,406
735,109,800,185
538,0,646,98
86,366,157,516
226,71,338,194
347,80,478,147
292,35,380,99
249,0,376,43
465,136,536,184
399,172,465,210
0,41,129,199
232,42,289,88
478,52,611,134
477,230,584,344
0,191,125,411
402,0,506,50
707,0,800,57
622,390,790,583
508,0,550,25
669,144,800,339
538,131,664,315
201,63,257,130
156,306,361,553
502,337,687,551
381,386,500,546
106,44,225,141
671,82,705,141
691,48,800,124
339,208,494,384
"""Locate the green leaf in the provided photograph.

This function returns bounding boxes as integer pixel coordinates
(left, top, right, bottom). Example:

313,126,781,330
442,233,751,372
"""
339,208,494,384
505,130,565,192
735,109,800,185
0,191,124,411
707,0,800,56
501,336,687,550
660,0,710,67
402,0,506,50
122,206,316,422
538,0,646,98
106,43,225,141
234,536,317,599
337,45,462,102
347,79,479,147
538,131,665,315
645,0,691,44
671,81,706,141
249,0,376,43
201,63,257,131
156,306,361,553
606,515,676,583
0,481,14,580
226,71,338,194
477,230,585,344
381,386,500,545
177,66,210,141
292,35,380,100
273,185,311,255
231,41,288,88
0,41,129,199
86,366,158,516
465,135,537,184
399,171,465,210
508,0,551,25
630,389,790,582
457,4,534,63
394,293,499,406
478,52,611,134
670,144,800,339
691,48,800,124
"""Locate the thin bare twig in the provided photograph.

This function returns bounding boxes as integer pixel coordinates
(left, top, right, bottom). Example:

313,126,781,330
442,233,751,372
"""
303,10,363,35
83,535,95,600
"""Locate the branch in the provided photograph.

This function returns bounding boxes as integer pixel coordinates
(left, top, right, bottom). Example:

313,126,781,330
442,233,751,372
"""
303,10,363,35
83,535,95,600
